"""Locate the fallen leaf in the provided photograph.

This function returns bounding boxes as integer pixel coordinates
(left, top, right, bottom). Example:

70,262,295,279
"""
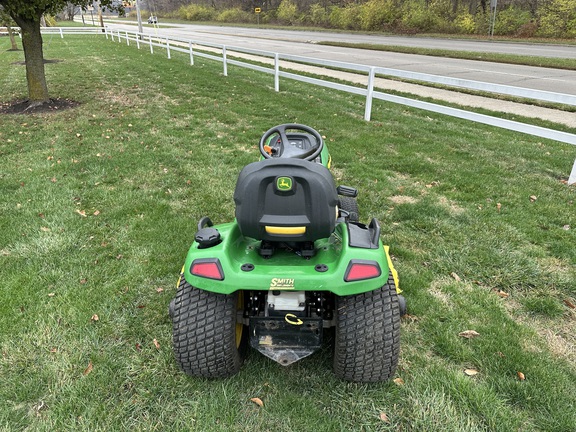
50,348,57,353
562,225,570,231
93,210,100,216
529,195,537,202
517,371,526,381
75,209,87,217
497,202,502,212
156,287,164,293
80,278,87,284
135,343,142,351
40,227,51,232
83,360,93,376
91,314,99,322
153,339,160,349
464,368,479,376
50,177,57,183
250,397,264,407
450,272,461,282
458,330,480,339
393,377,405,386
48,293,56,297
379,412,390,423
563,299,575,309
497,290,510,298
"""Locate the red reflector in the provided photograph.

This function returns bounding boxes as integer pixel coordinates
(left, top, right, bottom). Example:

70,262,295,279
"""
191,259,224,280
344,260,381,282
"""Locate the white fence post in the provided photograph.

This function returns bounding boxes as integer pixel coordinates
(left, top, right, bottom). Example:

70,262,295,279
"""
59,28,64,38
136,32,140,49
189,41,194,65
569,159,576,185
149,36,153,54
105,27,109,40
166,38,171,59
364,67,375,122
117,30,121,43
274,53,280,92
223,46,227,76
125,31,129,46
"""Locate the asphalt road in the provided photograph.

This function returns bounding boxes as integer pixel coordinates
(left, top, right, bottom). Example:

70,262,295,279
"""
125,23,576,97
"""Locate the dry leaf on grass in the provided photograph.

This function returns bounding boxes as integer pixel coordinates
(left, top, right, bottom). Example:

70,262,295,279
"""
250,397,264,407
153,339,160,349
563,299,575,309
379,412,390,423
91,314,99,322
458,330,480,339
464,368,479,376
83,360,93,376
393,377,405,386
517,371,526,381
450,272,461,282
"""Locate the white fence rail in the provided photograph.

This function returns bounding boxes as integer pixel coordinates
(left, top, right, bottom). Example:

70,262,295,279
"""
27,26,576,148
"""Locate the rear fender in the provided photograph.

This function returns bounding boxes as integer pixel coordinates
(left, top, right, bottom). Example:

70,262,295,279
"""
181,222,390,296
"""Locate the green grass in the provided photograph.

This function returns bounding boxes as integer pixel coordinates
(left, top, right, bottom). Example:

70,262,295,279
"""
1,35,575,431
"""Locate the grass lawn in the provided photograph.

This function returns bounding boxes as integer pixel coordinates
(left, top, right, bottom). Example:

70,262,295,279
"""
1,35,575,431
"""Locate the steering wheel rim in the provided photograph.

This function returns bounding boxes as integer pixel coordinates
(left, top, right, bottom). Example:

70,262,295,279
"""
259,123,324,161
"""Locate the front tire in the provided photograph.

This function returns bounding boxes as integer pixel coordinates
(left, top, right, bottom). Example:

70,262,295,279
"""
338,196,359,222
333,274,401,382
172,278,246,378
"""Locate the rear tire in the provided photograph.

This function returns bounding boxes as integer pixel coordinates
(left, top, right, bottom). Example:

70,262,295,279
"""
172,278,246,378
333,273,401,382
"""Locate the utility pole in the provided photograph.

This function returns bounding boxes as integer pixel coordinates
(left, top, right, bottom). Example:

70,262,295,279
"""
135,0,143,35
489,0,498,38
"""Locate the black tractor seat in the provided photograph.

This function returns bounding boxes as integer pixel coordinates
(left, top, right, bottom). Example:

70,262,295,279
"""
234,159,339,248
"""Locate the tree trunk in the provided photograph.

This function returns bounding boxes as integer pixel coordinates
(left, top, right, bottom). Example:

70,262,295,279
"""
7,25,18,50
13,16,49,105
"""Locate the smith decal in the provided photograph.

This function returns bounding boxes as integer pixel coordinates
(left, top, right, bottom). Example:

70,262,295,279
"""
269,278,295,289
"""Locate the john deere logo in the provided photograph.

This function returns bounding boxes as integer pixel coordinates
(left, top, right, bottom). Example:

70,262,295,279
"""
276,176,293,191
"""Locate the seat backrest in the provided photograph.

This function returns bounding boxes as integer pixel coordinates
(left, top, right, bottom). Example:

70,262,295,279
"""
234,159,338,242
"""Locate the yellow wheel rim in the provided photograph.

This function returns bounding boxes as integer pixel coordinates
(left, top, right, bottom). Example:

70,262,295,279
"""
235,291,244,349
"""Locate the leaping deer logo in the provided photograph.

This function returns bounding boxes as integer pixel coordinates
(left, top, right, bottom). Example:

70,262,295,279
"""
277,177,293,191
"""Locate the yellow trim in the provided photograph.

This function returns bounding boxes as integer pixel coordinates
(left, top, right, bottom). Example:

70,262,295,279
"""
384,245,401,294
265,226,306,235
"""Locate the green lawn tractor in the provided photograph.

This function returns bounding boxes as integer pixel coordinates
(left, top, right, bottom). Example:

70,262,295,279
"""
169,124,405,383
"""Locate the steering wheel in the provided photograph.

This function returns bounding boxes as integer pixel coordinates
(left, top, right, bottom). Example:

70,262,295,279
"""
259,124,324,161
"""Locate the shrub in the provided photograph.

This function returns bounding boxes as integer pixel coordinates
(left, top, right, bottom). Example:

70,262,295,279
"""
277,0,299,25
329,4,361,30
400,2,442,32
537,0,576,38
454,11,476,34
308,3,330,27
177,4,217,22
359,0,399,31
216,8,253,24
493,6,532,36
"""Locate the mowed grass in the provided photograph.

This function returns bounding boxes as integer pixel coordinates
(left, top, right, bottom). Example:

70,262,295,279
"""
1,35,575,431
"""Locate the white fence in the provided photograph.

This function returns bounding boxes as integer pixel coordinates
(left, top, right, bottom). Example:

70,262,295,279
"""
26,26,576,150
